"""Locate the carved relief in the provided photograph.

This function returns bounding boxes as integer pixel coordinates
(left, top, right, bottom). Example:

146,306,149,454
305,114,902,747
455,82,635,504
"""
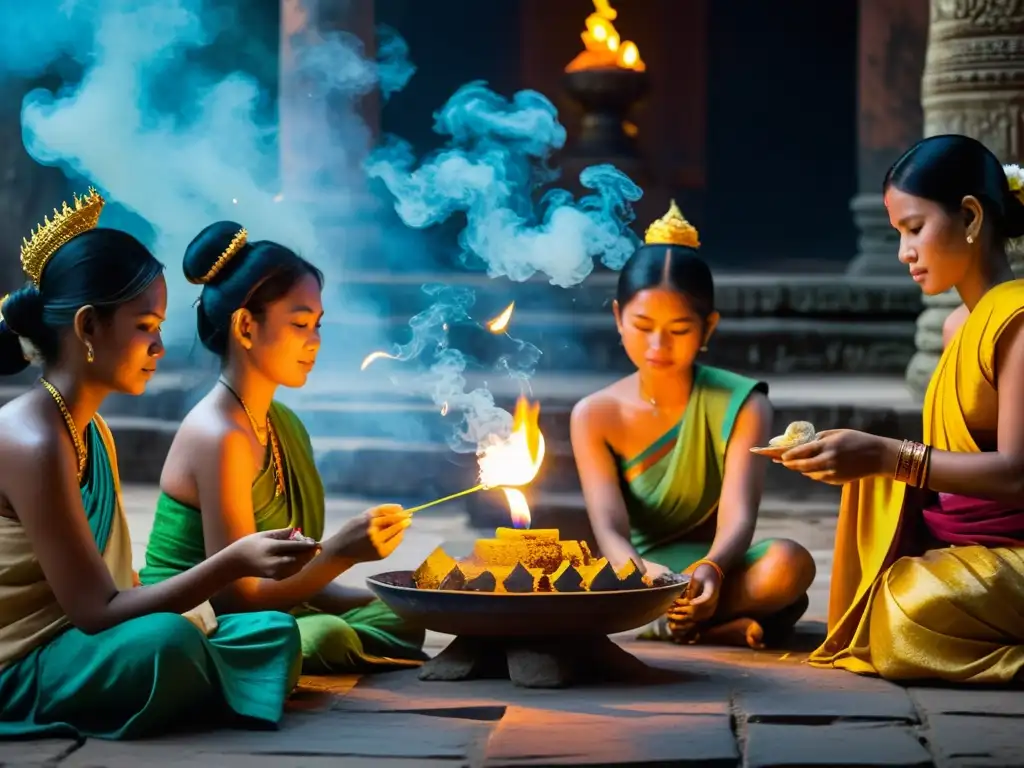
909,0,1024,397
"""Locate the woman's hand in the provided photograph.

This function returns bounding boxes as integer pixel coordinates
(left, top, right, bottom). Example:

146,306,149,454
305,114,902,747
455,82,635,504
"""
324,504,411,563
777,429,897,485
226,528,321,580
667,562,722,634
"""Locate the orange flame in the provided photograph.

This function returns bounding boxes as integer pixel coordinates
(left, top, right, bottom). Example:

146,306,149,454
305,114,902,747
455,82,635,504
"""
440,402,449,416
566,0,645,73
487,301,515,333
360,350,399,371
477,396,545,529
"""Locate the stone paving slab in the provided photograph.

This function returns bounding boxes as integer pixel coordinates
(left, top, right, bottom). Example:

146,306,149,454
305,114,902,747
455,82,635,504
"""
909,686,1024,717
743,722,933,767
60,711,492,765
736,689,920,724
0,738,79,765
483,708,738,767
921,713,1024,768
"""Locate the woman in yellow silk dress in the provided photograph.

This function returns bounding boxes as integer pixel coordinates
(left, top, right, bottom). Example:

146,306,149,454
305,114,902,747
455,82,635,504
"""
0,192,319,739
571,203,817,648
780,134,1024,683
142,221,427,674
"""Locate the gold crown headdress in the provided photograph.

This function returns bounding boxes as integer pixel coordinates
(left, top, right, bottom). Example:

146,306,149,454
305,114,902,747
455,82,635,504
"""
20,188,106,286
188,228,248,285
644,200,701,249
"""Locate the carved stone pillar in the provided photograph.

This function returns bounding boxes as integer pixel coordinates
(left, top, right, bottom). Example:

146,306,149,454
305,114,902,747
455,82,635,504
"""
847,0,929,275
906,1,1024,398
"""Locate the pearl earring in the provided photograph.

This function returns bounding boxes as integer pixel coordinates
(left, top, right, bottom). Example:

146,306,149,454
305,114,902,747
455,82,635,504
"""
700,344,708,352
967,235,975,244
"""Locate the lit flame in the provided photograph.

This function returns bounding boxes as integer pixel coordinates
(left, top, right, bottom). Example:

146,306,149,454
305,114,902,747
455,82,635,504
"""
477,396,545,529
360,350,399,371
566,0,645,73
441,402,449,416
487,301,515,333
502,488,531,529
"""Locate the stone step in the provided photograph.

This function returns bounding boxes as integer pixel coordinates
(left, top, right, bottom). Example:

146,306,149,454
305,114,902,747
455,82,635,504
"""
330,311,917,375
335,270,922,319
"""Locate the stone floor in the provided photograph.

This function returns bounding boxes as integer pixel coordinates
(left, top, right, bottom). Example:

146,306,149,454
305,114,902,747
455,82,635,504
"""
5,486,1023,767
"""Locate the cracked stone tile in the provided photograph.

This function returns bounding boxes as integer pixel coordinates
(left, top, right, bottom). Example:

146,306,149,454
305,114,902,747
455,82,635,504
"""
483,707,738,767
744,722,932,767
910,687,1024,717
921,713,1024,768
736,689,919,724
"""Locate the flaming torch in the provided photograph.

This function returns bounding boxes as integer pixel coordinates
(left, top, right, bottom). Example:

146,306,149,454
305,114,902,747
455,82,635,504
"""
404,396,545,524
562,0,649,159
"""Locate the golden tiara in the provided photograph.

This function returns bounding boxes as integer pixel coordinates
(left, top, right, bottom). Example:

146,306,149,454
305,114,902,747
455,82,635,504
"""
644,200,701,249
188,228,248,285
20,188,106,286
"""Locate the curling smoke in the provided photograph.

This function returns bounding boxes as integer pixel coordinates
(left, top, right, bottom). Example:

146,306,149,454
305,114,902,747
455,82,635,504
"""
366,81,642,288
3,0,414,339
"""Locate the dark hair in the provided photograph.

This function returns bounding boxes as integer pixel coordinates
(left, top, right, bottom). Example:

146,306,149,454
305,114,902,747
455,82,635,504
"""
185,220,324,357
884,134,1024,240
0,228,163,375
616,244,715,319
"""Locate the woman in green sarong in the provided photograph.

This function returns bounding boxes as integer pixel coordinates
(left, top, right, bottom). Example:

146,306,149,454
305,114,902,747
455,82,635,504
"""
0,192,320,740
142,220,427,674
570,202,816,648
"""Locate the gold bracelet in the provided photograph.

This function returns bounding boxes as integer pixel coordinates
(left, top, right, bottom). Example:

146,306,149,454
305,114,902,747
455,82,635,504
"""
914,445,933,489
893,439,912,483
907,442,924,487
690,558,725,583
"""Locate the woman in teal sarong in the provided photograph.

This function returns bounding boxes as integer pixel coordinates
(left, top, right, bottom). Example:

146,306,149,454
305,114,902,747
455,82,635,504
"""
142,220,426,674
570,202,816,648
0,192,319,740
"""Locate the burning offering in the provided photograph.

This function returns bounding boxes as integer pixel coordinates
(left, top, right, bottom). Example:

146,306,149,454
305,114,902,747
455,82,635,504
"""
288,528,317,544
412,529,662,594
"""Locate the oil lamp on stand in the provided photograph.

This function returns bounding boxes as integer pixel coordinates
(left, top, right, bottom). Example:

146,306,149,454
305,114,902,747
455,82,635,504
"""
562,0,649,162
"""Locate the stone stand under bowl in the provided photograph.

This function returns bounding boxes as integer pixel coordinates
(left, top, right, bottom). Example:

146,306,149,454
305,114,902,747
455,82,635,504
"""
367,570,689,689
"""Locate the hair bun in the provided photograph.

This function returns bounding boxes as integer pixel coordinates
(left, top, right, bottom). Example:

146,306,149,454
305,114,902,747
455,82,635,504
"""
0,285,44,376
183,220,250,287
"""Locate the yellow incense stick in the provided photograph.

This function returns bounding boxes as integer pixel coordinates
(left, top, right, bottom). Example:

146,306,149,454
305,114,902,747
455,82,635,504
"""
405,484,485,514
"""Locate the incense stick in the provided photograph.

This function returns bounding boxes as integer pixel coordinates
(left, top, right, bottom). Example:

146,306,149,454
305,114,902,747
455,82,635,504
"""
405,484,486,515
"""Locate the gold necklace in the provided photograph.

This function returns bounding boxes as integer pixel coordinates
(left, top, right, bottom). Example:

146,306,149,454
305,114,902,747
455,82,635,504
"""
40,378,87,482
219,379,284,498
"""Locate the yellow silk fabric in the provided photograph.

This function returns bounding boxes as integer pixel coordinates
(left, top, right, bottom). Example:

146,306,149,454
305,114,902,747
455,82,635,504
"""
809,280,1024,682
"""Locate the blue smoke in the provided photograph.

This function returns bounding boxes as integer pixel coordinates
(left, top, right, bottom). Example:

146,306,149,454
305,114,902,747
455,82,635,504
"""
4,0,415,340
366,81,642,288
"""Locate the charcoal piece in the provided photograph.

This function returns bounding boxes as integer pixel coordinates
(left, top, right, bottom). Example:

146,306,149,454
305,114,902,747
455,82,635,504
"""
587,560,622,592
536,574,553,592
503,562,535,593
552,565,585,593
616,560,649,590
439,565,467,591
464,570,497,592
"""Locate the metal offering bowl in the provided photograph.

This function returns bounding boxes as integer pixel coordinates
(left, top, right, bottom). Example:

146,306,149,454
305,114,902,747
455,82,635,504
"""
367,570,690,637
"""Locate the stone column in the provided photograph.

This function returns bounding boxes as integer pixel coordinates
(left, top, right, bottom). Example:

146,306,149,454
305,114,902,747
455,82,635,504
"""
906,1,1024,398
847,0,929,275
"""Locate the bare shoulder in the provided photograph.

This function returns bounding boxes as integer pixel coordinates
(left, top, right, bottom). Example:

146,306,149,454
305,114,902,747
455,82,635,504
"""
161,393,254,492
571,378,630,437
0,394,69,505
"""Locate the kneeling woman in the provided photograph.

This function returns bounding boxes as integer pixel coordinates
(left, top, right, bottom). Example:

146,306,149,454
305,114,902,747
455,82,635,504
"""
571,203,816,648
142,221,427,674
0,192,319,739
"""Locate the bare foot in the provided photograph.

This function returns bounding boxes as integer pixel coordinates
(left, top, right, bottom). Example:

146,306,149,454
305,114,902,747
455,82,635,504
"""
700,617,766,649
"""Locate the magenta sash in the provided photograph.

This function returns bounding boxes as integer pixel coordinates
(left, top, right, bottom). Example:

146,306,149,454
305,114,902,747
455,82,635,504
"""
922,493,1024,547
